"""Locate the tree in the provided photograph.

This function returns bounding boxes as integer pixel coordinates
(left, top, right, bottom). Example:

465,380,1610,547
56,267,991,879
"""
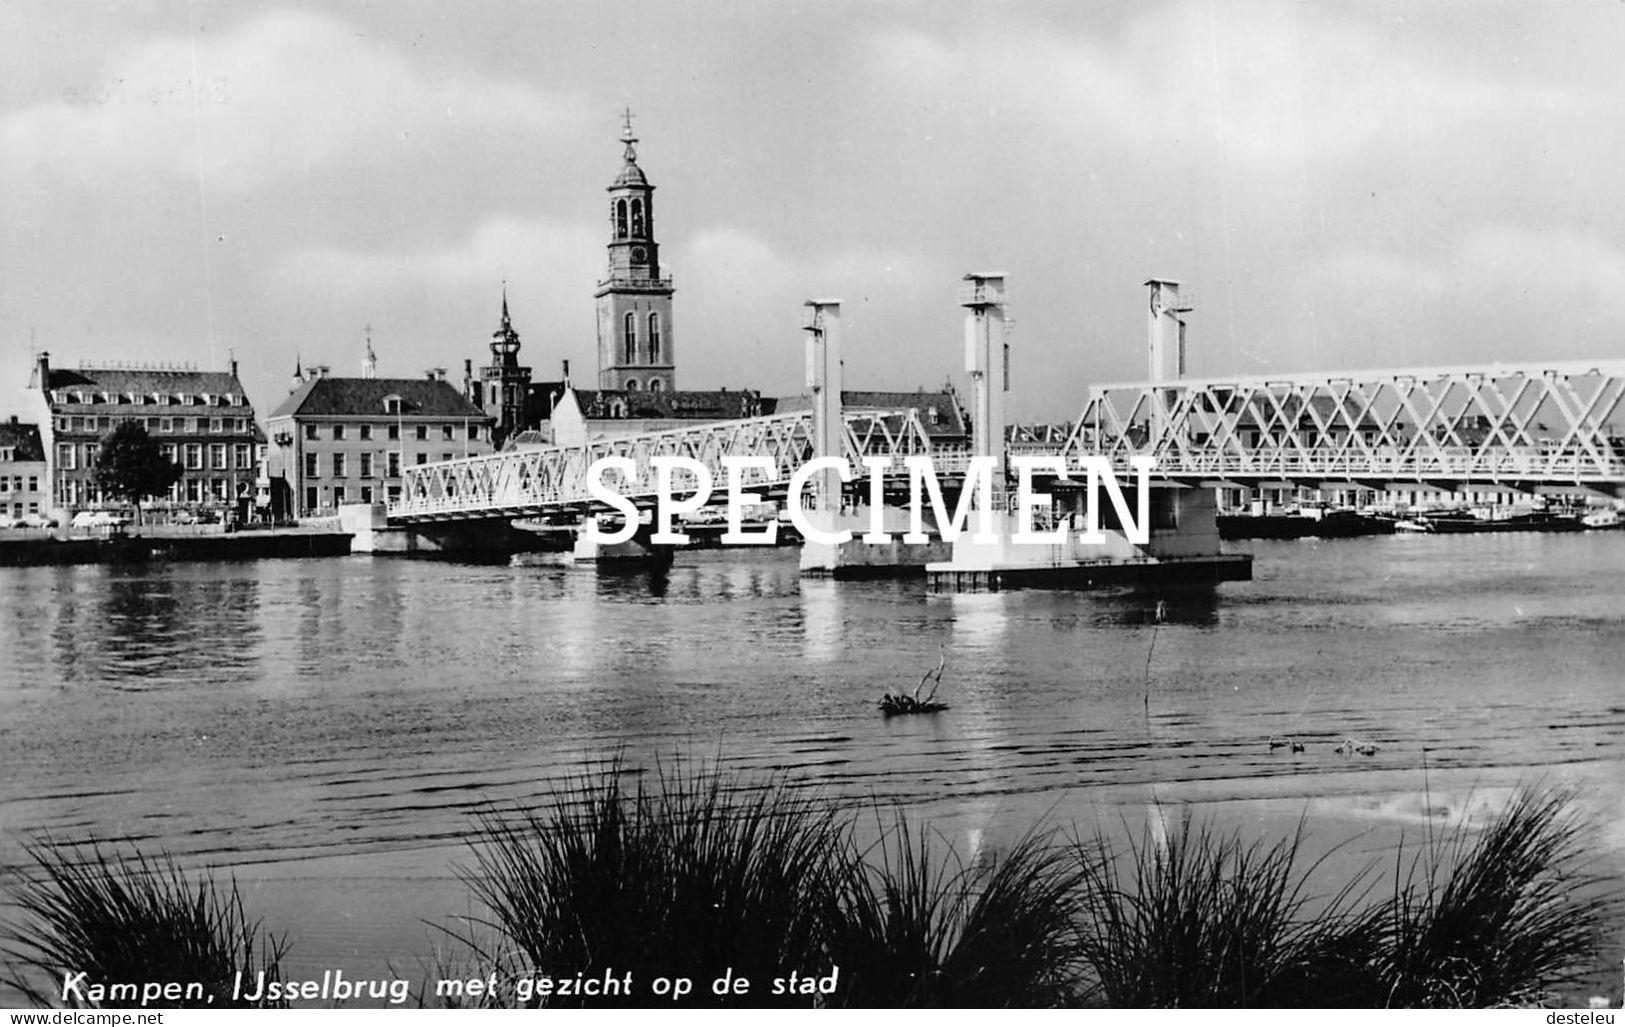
93,421,183,524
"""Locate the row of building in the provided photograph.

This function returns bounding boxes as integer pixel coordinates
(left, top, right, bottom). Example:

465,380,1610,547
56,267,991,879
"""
3,118,969,525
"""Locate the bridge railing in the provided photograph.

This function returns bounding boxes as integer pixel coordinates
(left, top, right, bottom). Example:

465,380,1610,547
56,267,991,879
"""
391,407,980,521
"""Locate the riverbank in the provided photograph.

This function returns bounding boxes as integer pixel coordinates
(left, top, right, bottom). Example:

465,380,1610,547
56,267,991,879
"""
0,527,352,566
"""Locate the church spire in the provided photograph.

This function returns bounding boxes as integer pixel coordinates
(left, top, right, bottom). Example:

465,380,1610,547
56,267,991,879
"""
361,324,377,379
621,106,638,165
491,284,521,364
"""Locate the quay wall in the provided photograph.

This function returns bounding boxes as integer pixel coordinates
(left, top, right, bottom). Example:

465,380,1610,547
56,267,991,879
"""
0,528,352,567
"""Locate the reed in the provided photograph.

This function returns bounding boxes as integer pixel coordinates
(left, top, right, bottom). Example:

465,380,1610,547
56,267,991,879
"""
2,838,288,1009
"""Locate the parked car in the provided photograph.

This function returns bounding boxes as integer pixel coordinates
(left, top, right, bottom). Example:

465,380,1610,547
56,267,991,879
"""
7,513,56,529
71,510,131,530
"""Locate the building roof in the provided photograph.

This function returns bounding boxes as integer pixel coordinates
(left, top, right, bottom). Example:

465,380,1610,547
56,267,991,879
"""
45,367,249,401
269,376,493,421
0,420,45,461
573,388,774,421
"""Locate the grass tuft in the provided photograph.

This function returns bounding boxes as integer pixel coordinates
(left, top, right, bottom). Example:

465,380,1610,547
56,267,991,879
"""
1376,786,1619,1008
828,816,1087,1007
1071,812,1385,1008
2,837,288,1008
455,757,848,1007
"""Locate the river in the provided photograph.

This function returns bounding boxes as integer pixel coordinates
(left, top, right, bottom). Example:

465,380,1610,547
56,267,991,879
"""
2,532,1623,1002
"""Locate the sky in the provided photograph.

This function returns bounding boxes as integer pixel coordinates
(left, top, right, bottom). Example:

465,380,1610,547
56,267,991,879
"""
4,0,1625,423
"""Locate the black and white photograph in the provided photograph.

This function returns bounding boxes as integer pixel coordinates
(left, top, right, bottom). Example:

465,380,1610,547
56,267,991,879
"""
2,0,1623,1013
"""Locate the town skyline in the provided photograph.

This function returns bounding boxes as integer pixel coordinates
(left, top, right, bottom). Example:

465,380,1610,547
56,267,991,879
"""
6,1,1625,424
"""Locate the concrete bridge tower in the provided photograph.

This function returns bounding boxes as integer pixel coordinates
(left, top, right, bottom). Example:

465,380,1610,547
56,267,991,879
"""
802,299,844,513
962,272,1009,492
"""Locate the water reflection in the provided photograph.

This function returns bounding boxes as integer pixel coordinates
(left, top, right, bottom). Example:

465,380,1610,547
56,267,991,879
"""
1,536,1623,983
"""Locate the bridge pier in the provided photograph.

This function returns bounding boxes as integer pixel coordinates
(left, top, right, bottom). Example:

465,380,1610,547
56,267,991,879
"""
344,503,556,555
567,516,676,569
797,504,953,578
925,485,1252,592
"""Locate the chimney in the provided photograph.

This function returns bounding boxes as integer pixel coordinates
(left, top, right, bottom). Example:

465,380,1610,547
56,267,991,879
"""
229,347,239,380
435,367,447,382
34,351,50,390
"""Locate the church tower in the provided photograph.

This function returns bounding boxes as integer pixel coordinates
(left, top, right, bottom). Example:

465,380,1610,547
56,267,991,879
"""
481,288,532,448
595,111,675,392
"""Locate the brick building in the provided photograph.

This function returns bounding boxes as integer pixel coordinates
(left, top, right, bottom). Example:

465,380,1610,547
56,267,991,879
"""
28,353,265,516
266,368,495,518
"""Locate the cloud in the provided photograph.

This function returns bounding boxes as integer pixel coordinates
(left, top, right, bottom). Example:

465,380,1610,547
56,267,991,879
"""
1293,225,1625,370
677,226,948,393
1,9,586,193
274,215,602,299
867,1,1568,172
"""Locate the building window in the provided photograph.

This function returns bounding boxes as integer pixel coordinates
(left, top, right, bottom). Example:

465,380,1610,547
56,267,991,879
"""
84,443,100,468
234,443,252,469
416,425,427,441
209,444,227,470
332,453,346,478
623,312,637,363
361,486,373,503
387,452,400,478
467,425,480,441
159,418,172,433
615,198,629,238
416,453,427,465
649,378,664,393
57,443,76,471
333,424,345,441
28,477,38,492
305,486,317,512
649,312,661,361
160,443,177,464
442,424,454,441
387,485,401,503
441,452,453,462
360,452,374,478
304,452,319,478
304,424,317,440
387,423,400,441
210,418,222,433
384,396,402,415
360,424,372,441
182,443,201,470
333,486,346,505
186,478,202,503
631,198,645,236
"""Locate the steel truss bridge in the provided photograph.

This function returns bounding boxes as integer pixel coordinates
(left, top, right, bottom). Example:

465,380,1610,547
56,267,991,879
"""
391,361,1625,522
1063,361,1625,497
392,408,970,523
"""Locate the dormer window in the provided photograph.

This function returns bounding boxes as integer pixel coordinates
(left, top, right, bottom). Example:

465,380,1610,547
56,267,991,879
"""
383,395,403,415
